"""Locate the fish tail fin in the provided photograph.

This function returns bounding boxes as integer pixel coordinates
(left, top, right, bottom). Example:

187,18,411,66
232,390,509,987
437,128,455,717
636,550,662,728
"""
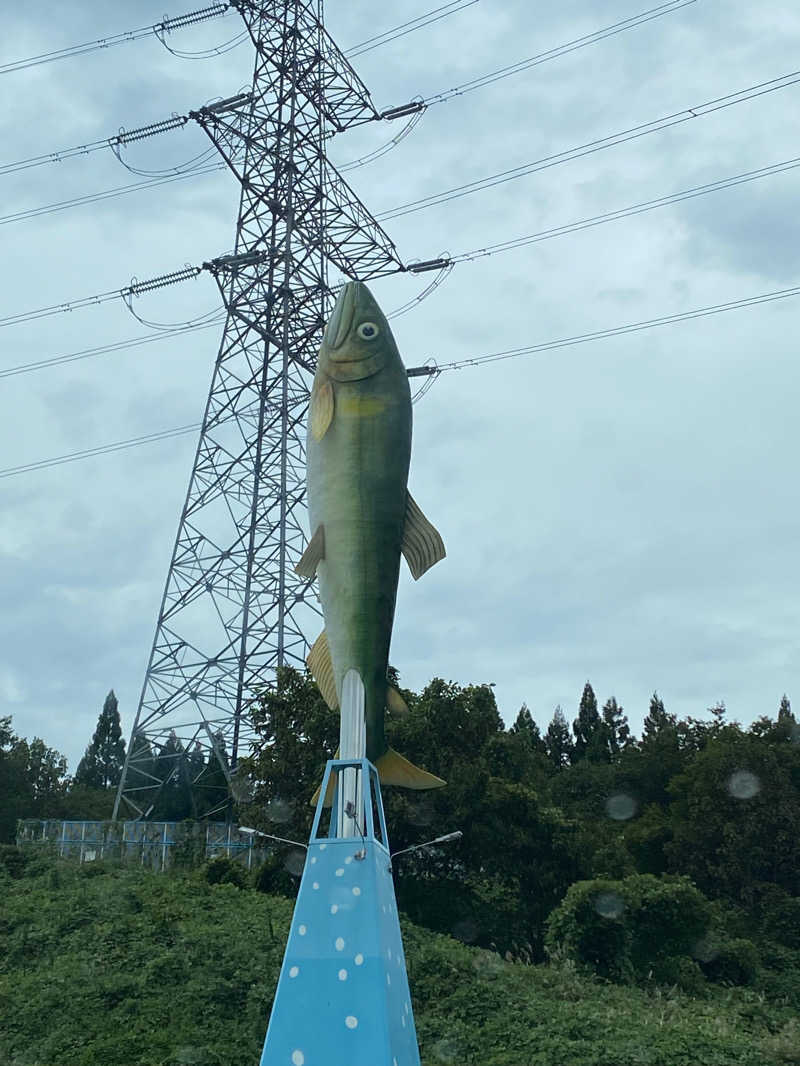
376,748,446,790
310,746,339,808
310,746,445,806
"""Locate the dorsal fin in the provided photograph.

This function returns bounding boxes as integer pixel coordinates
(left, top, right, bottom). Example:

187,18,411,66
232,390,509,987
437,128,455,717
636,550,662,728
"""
401,491,446,580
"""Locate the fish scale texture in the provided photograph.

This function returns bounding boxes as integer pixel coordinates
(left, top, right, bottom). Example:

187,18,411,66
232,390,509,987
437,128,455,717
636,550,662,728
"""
261,835,421,1066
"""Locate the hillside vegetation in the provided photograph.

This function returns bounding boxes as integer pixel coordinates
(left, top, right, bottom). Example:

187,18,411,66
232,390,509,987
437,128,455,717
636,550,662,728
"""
1,853,798,1066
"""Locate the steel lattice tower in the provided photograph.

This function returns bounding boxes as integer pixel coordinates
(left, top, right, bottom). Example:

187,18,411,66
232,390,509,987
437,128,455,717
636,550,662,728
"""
114,0,405,819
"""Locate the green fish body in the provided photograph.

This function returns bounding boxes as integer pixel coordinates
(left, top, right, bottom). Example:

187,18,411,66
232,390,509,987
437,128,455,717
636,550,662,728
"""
298,281,445,791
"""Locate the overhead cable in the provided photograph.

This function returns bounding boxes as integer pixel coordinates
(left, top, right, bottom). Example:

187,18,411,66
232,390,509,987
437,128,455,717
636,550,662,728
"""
421,0,697,107
0,0,693,183
9,63,795,234
378,68,800,221
0,164,224,228
4,281,798,479
0,425,201,480
0,3,231,76
0,322,220,380
435,284,800,372
0,265,204,330
379,67,800,222
346,0,480,58
0,0,473,78
448,155,800,263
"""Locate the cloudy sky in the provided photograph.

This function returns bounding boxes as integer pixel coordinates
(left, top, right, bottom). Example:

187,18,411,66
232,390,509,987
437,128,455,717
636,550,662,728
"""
1,0,798,771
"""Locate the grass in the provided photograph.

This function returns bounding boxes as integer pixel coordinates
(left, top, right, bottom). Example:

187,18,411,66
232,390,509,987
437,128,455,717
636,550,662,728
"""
0,857,797,1066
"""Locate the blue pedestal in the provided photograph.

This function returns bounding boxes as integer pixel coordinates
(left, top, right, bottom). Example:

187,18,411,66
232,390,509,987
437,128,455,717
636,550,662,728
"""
260,759,422,1066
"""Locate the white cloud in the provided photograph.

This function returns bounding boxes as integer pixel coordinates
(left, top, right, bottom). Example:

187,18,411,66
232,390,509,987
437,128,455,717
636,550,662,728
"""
1,0,798,767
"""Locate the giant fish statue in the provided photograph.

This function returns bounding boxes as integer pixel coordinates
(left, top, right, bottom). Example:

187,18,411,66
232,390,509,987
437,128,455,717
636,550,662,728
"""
297,280,446,797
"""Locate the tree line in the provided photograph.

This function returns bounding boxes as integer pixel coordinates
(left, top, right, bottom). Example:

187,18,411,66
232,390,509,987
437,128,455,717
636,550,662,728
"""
3,672,798,977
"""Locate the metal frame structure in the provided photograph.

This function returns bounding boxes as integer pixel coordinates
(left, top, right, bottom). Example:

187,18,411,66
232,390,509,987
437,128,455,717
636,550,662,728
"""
114,0,405,820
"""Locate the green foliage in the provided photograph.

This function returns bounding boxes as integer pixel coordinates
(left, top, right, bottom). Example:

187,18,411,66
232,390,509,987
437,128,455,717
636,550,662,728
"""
0,717,69,842
545,874,712,984
544,704,573,768
75,690,126,789
253,853,298,898
666,724,800,901
203,856,247,889
698,937,760,987
0,860,794,1066
0,844,28,879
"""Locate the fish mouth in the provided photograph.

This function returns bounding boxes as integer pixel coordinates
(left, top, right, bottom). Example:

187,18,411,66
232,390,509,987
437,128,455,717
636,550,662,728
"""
325,282,359,353
325,282,378,362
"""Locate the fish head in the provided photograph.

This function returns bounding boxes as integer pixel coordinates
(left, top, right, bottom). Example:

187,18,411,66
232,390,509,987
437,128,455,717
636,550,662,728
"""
318,281,403,382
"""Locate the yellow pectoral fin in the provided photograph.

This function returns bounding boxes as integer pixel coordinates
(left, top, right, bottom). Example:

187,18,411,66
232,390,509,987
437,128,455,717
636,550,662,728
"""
376,748,446,790
401,491,446,580
311,379,334,441
296,524,325,578
307,630,338,710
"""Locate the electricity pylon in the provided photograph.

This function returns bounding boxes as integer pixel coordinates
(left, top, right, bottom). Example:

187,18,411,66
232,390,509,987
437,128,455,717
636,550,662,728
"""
114,0,408,820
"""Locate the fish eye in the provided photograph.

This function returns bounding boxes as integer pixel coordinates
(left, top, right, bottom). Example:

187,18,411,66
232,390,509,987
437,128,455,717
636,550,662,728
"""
357,322,379,340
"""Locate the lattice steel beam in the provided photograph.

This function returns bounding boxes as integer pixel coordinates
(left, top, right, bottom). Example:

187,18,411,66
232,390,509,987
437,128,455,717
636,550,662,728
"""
114,0,403,821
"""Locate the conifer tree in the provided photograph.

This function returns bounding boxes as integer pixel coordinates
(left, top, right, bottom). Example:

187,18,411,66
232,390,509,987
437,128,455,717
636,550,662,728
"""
642,691,676,740
602,697,631,758
778,694,793,723
75,690,126,789
509,704,546,752
572,682,607,762
545,705,573,768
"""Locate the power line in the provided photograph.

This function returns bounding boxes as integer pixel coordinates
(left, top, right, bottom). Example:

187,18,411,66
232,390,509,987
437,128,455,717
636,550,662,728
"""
8,61,796,239
421,0,696,107
435,283,800,371
0,3,231,77
0,0,474,79
0,0,692,184
377,69,800,221
3,145,799,336
5,280,798,480
449,155,800,263
0,425,201,480
0,163,224,229
0,264,206,330
0,322,220,380
346,0,480,58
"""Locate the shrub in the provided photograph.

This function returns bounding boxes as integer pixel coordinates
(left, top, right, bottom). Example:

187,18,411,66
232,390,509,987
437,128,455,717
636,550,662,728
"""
253,853,297,897
0,844,28,878
545,873,711,984
203,856,248,889
761,891,800,950
699,937,760,986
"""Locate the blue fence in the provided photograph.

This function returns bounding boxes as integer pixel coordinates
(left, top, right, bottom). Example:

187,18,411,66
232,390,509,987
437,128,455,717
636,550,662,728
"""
16,819,270,872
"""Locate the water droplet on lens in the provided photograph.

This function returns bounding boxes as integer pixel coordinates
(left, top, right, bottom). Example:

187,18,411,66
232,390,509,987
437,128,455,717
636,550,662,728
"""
283,849,306,877
471,950,505,979
605,793,637,821
430,1041,460,1066
266,797,292,823
727,770,760,800
594,892,625,919
451,918,479,944
693,935,721,963
408,796,435,827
